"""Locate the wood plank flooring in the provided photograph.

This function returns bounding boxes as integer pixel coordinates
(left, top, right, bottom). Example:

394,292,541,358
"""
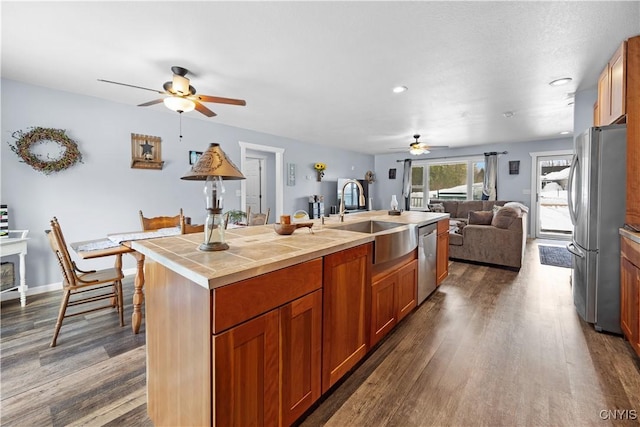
2,240,639,426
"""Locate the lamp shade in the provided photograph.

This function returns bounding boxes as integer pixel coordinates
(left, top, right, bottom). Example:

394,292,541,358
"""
181,143,245,181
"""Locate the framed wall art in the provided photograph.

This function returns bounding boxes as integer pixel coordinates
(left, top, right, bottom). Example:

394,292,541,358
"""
131,133,164,170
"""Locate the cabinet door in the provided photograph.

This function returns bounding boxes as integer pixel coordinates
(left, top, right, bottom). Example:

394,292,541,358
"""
322,243,372,392
436,220,450,285
609,42,627,123
214,309,280,427
621,257,640,356
396,259,418,322
280,290,322,426
598,65,611,125
370,272,397,347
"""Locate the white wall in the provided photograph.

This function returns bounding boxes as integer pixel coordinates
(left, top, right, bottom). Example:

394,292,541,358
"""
1,79,373,290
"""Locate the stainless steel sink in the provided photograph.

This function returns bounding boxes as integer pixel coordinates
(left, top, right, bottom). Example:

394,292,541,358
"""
330,220,417,264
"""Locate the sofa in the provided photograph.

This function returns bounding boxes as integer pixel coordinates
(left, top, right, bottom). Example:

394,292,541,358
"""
429,200,528,270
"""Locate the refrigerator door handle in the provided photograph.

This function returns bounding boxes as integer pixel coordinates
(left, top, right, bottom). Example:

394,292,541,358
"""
566,242,584,259
567,154,579,225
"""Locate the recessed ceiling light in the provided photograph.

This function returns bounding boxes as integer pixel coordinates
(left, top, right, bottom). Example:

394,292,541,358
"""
503,111,514,118
393,86,408,93
549,77,572,86
560,131,571,135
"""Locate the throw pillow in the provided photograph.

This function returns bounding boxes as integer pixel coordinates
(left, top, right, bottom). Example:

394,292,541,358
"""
430,203,445,213
491,207,519,229
468,210,493,225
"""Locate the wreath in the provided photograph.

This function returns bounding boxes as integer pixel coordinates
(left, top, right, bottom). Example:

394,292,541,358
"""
8,127,83,175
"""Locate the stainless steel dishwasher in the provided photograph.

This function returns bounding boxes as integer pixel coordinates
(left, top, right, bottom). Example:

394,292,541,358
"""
417,223,438,304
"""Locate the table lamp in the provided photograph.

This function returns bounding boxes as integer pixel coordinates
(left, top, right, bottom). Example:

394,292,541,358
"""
181,143,245,251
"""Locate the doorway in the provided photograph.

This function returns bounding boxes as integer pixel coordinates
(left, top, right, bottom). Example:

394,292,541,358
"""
245,157,267,214
530,150,574,239
239,142,285,219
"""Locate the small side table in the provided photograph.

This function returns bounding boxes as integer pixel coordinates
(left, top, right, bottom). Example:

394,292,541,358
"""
0,230,29,307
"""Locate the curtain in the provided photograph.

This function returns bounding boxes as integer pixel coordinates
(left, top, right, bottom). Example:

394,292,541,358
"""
482,152,498,200
402,159,412,210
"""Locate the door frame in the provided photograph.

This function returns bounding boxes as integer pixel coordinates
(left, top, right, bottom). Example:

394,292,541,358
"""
529,149,574,239
239,142,285,219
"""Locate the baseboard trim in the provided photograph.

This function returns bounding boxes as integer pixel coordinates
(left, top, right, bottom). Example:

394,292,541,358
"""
0,268,137,303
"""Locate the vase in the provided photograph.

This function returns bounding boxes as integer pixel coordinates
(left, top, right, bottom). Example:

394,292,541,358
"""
316,170,324,181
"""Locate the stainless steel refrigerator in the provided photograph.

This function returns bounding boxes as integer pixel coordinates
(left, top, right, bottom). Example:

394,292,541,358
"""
566,124,626,334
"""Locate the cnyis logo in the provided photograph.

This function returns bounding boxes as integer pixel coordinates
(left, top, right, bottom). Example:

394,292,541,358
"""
599,409,638,420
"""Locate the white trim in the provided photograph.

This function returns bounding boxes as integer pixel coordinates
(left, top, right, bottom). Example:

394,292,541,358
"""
0,268,137,302
529,149,574,239
239,142,285,219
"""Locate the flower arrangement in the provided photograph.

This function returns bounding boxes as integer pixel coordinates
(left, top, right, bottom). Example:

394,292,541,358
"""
314,162,327,181
8,127,83,175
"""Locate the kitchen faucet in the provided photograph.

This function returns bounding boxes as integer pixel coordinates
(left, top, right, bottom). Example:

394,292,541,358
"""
339,179,366,222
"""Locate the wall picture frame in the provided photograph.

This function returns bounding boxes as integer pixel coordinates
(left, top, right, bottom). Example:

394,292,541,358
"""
509,160,520,175
131,133,164,170
189,150,203,165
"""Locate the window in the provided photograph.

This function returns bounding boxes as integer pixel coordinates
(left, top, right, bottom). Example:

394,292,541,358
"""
410,158,485,210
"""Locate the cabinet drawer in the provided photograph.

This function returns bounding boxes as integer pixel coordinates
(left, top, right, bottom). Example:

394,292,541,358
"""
622,236,640,268
212,258,322,333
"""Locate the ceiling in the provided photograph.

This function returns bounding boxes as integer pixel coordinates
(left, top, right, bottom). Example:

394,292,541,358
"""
2,1,639,155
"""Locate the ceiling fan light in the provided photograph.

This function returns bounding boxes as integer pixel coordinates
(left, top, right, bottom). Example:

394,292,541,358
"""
164,96,195,113
410,146,426,155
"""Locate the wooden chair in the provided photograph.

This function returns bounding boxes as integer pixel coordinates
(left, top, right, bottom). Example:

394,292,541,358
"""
139,208,183,231
246,207,270,226
46,217,124,347
180,215,204,234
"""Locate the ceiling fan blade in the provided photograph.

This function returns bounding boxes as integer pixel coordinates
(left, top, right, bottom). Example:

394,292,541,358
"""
424,145,449,149
138,99,165,107
192,95,246,106
194,101,217,117
97,79,166,94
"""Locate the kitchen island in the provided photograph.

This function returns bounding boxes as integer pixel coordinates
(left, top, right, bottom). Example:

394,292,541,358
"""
132,210,447,426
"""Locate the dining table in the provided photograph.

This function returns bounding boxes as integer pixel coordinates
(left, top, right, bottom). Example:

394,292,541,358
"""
70,227,181,334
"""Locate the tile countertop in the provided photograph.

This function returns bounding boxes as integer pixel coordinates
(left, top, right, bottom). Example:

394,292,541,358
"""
620,227,640,245
131,210,449,290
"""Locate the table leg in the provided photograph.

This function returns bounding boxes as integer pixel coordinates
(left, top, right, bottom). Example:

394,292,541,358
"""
130,252,146,334
18,252,27,307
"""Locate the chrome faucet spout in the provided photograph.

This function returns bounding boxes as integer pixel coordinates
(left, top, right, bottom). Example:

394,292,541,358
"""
339,179,365,222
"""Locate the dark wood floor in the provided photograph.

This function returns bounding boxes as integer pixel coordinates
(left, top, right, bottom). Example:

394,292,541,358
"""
2,240,639,426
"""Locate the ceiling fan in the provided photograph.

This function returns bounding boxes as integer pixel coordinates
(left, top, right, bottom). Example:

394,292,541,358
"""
98,66,246,117
389,134,449,155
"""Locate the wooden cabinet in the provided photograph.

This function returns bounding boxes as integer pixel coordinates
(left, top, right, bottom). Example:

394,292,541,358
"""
215,289,323,427
280,290,323,426
396,259,418,321
596,41,627,126
370,258,417,347
322,243,372,393
626,35,640,226
436,218,449,285
371,270,398,346
621,236,640,357
214,309,280,426
146,258,323,427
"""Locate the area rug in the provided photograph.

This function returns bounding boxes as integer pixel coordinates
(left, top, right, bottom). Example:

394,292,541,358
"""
538,245,572,268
